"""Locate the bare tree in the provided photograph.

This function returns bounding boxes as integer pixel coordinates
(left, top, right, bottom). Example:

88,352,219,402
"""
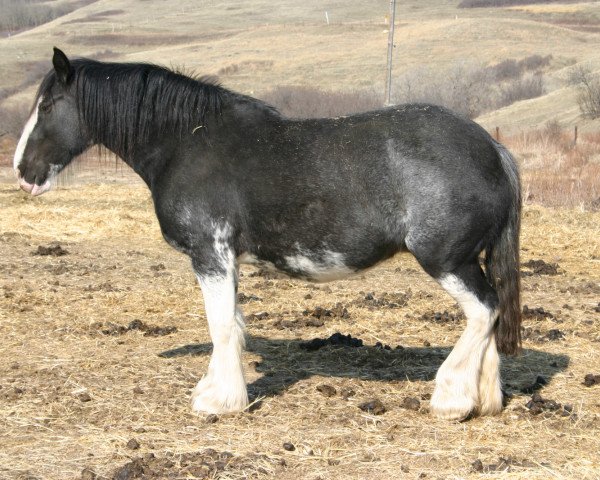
569,65,600,119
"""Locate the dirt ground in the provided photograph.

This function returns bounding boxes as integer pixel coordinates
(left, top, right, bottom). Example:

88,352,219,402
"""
0,167,599,480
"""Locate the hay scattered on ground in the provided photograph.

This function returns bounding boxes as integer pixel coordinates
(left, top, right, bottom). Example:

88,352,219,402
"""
0,180,599,480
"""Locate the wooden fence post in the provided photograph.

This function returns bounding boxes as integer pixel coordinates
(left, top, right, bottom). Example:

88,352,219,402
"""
495,126,500,141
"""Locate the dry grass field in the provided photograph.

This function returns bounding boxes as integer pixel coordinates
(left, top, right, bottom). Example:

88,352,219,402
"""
1,1,600,479
0,172,599,480
2,0,600,129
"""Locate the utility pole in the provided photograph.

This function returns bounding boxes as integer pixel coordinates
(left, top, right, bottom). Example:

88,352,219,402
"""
385,0,397,106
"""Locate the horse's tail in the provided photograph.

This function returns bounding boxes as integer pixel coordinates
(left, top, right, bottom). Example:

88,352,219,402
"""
485,141,522,355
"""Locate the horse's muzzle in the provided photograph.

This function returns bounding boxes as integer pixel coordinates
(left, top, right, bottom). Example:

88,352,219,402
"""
16,171,51,196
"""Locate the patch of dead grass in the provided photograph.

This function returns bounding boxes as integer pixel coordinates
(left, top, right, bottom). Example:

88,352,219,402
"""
0,181,599,479
505,127,600,209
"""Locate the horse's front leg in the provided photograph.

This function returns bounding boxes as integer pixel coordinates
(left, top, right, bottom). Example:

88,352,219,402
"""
190,246,248,414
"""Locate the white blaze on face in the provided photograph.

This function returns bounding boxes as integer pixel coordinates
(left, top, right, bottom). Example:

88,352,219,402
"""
13,98,42,174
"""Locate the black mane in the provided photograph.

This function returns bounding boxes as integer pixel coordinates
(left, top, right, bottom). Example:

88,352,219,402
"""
36,59,275,158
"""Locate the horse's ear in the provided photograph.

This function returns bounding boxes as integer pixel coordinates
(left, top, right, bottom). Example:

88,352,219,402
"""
52,47,73,85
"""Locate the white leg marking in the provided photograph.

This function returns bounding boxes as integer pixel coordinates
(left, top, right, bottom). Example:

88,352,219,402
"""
478,335,503,416
431,274,497,420
191,226,248,414
14,98,41,172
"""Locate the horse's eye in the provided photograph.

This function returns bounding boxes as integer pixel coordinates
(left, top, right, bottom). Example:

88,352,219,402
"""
39,102,52,114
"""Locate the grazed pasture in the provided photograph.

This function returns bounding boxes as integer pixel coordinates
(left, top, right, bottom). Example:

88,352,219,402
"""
0,176,598,479
1,2,600,479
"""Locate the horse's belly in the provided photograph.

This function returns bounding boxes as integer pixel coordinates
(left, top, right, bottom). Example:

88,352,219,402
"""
237,249,356,282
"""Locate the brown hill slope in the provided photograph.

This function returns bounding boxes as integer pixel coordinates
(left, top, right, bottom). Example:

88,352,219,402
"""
1,1,600,130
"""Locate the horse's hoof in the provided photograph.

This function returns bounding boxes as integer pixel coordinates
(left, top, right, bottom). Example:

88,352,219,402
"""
190,379,249,414
430,387,477,421
478,388,503,416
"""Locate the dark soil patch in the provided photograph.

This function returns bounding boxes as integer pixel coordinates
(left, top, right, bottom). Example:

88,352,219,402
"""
299,332,364,351
237,292,262,304
525,392,573,417
522,327,565,342
583,374,600,387
126,439,140,450
316,384,337,397
421,309,464,323
559,282,600,295
33,244,69,256
250,304,350,330
520,375,547,394
352,291,410,310
97,319,177,337
302,303,350,319
471,456,541,474
78,392,92,402
522,305,554,320
246,311,270,323
44,261,70,275
521,259,560,276
2,386,26,401
272,316,326,329
205,414,219,424
104,448,280,480
83,282,122,293
401,397,421,411
358,399,386,415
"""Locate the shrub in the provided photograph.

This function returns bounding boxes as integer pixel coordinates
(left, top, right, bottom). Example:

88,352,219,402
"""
506,126,600,209
0,0,98,34
569,65,600,119
392,61,496,118
518,54,552,72
498,73,545,107
489,59,521,81
390,57,549,118
488,55,552,81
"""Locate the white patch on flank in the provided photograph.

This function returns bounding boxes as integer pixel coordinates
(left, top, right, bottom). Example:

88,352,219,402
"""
14,98,42,173
191,223,248,414
285,247,353,282
430,274,500,420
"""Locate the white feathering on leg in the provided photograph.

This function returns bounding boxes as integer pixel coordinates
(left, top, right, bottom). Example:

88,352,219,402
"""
431,274,497,420
191,225,248,414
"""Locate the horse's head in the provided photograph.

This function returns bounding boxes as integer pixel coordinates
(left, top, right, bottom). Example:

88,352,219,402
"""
14,48,90,196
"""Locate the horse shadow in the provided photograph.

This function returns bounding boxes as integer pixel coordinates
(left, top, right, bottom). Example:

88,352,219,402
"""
159,335,570,404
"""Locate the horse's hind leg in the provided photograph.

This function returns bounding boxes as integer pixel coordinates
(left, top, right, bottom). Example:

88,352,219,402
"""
478,332,503,416
190,240,248,414
428,262,502,420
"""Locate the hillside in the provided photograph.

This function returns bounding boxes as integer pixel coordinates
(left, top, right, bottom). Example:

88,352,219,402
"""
2,1,600,132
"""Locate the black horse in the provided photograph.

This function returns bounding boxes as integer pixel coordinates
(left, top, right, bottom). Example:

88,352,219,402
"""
14,48,521,421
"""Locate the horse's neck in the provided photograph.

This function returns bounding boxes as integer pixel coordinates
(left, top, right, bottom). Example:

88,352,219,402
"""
122,143,168,189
